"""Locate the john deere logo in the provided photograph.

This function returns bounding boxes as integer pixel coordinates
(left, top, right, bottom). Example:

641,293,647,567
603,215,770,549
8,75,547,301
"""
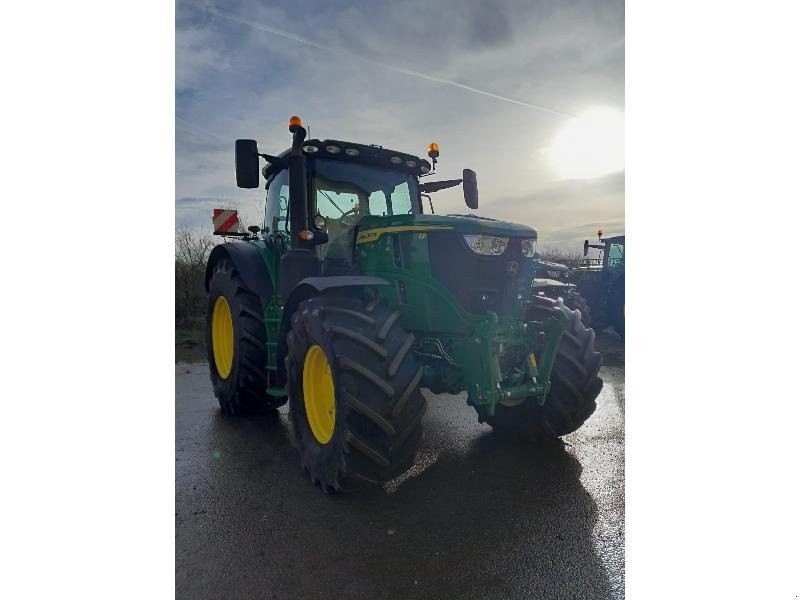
506,261,519,276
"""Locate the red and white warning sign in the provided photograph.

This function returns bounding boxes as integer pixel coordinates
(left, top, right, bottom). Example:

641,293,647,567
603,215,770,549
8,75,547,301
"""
213,209,239,234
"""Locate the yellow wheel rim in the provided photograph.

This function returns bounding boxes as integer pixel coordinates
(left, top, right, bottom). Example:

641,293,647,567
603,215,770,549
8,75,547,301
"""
303,345,336,444
211,296,234,379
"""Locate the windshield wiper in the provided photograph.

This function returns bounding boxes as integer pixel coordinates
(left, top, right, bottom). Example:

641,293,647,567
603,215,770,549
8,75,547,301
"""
319,189,347,216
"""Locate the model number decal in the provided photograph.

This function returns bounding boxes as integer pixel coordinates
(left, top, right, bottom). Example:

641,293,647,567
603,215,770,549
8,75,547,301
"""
356,225,453,245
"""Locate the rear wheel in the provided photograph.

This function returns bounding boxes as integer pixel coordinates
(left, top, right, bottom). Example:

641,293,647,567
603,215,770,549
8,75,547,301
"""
286,294,426,493
477,297,602,440
206,258,287,414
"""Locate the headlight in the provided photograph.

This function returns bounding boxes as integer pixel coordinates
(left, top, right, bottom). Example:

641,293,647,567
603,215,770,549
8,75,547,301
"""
463,235,508,256
521,238,537,257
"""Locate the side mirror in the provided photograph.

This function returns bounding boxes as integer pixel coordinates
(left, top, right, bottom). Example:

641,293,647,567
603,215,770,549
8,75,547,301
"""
463,169,478,210
235,139,260,188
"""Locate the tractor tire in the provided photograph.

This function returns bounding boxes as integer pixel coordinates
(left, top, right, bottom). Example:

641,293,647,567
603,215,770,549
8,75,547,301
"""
564,291,592,328
477,297,602,441
206,257,287,414
611,286,625,338
286,294,426,493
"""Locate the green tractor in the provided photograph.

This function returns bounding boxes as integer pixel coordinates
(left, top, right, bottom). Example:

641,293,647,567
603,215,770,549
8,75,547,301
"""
569,231,625,337
205,116,602,493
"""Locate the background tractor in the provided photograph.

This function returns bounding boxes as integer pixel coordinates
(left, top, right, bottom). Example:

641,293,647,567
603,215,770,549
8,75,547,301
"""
569,232,625,337
205,116,602,493
532,258,592,327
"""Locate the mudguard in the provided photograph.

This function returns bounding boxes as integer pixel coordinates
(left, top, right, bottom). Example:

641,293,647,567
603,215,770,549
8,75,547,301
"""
205,242,274,304
287,275,389,301
280,274,389,332
275,276,390,385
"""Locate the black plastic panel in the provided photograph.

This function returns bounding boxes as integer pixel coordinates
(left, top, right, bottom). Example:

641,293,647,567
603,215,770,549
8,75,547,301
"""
427,232,535,315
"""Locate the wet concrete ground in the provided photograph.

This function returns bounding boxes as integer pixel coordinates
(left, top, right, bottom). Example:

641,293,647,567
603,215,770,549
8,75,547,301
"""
176,331,624,599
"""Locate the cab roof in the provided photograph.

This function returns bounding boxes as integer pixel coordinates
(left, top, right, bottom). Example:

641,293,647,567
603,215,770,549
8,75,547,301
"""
278,138,432,177
602,235,625,244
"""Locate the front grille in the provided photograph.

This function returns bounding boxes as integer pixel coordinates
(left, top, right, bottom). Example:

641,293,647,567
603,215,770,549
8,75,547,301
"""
428,232,535,315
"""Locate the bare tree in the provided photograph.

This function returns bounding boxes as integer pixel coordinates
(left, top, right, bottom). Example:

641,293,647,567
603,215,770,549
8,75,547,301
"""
175,196,263,329
537,245,583,265
175,227,215,327
176,226,214,264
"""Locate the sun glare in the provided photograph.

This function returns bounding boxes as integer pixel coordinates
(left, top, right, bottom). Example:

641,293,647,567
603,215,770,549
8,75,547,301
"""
546,106,624,180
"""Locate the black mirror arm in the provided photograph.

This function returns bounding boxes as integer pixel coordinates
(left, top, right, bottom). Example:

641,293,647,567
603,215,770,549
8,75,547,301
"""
258,153,288,168
421,193,435,214
419,179,463,193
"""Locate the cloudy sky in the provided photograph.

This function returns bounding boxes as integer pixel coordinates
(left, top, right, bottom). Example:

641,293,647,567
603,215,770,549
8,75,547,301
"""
176,0,624,250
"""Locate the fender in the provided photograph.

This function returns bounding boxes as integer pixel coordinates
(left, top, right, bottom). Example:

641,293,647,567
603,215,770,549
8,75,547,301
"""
205,242,274,304
275,276,389,385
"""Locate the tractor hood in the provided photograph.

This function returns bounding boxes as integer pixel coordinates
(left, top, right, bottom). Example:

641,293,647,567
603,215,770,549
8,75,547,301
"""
357,213,537,239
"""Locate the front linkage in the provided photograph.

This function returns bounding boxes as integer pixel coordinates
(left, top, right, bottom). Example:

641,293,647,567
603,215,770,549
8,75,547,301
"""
414,291,567,418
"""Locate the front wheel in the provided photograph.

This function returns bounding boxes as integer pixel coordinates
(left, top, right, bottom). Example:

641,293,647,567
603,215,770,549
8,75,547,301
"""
477,297,602,440
286,294,426,493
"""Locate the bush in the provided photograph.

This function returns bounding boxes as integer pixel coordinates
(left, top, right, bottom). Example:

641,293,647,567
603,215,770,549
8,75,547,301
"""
175,227,214,328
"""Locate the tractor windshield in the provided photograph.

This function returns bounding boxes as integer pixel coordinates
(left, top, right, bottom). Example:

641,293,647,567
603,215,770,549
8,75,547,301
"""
264,159,420,237
311,159,419,219
311,159,420,267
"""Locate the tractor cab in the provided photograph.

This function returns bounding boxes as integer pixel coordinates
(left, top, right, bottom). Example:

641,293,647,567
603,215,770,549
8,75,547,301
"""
582,231,625,271
235,116,536,316
263,141,425,274
239,118,480,283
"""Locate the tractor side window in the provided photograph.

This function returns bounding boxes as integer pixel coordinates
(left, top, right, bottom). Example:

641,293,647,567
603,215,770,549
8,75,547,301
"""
265,170,289,233
384,183,412,216
607,243,624,267
366,183,412,216
369,191,388,216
